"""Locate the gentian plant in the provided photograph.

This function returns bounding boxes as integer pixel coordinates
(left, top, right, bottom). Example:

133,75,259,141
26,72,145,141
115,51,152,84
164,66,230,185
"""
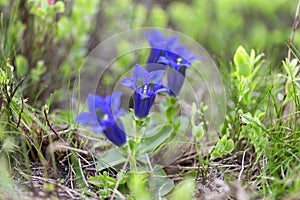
121,64,169,118
77,31,201,166
76,92,126,146
76,30,202,150
76,30,205,198
76,31,201,148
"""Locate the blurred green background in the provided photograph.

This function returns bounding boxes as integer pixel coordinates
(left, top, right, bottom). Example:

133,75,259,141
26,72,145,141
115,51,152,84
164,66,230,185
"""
97,0,297,62
0,1,299,199
0,0,297,105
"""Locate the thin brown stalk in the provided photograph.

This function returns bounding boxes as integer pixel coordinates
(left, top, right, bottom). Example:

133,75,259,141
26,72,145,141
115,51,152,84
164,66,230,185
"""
43,107,64,141
282,0,300,114
287,0,300,61
110,154,130,200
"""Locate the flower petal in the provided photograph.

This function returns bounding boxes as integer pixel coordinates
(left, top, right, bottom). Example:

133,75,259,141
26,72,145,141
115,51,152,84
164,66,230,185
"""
111,92,123,114
146,63,167,72
147,48,163,64
157,56,171,65
115,108,125,118
149,70,165,85
133,91,155,119
120,78,135,90
87,94,104,113
91,126,103,135
145,30,180,50
133,64,149,86
102,121,126,146
144,30,165,47
75,112,99,127
167,67,186,96
166,37,180,50
154,85,170,94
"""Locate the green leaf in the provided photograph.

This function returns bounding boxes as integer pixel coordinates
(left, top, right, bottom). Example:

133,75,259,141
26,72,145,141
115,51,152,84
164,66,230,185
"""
120,113,135,137
225,138,234,153
178,116,190,136
87,176,105,188
15,55,28,77
210,135,235,160
0,157,13,190
192,124,204,140
165,97,179,122
233,45,251,77
147,6,168,27
55,1,65,13
147,167,174,198
139,125,174,154
70,154,85,188
216,142,225,153
148,176,174,198
144,123,169,138
241,113,252,124
87,172,120,189
96,148,126,171
31,60,46,82
190,102,197,126
170,178,195,200
43,183,55,192
211,151,221,160
241,113,266,132
128,172,151,199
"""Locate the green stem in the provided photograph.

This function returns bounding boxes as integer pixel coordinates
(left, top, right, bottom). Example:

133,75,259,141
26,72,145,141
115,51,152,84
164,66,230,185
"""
129,152,138,172
129,119,143,172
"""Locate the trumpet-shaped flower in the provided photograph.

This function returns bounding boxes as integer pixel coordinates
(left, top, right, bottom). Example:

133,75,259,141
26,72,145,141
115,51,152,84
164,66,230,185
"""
121,64,169,118
145,30,202,96
75,92,126,146
158,50,200,96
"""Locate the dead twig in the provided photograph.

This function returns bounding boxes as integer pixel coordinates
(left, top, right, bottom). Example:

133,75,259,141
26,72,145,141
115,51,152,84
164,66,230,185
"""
16,97,24,128
238,150,246,181
43,107,64,141
283,0,300,114
11,76,25,100
78,157,89,187
110,154,130,200
15,167,84,199
287,0,300,61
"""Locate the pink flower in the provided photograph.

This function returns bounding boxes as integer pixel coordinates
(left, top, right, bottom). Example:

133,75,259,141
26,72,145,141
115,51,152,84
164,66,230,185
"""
47,0,55,6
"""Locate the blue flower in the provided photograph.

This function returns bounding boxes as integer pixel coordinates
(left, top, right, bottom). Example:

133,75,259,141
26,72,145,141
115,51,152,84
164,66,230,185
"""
158,50,200,96
121,64,169,118
144,30,180,65
75,92,126,146
145,30,202,96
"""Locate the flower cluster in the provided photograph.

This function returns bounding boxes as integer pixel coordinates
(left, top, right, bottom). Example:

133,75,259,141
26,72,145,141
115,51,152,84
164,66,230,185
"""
76,30,200,146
